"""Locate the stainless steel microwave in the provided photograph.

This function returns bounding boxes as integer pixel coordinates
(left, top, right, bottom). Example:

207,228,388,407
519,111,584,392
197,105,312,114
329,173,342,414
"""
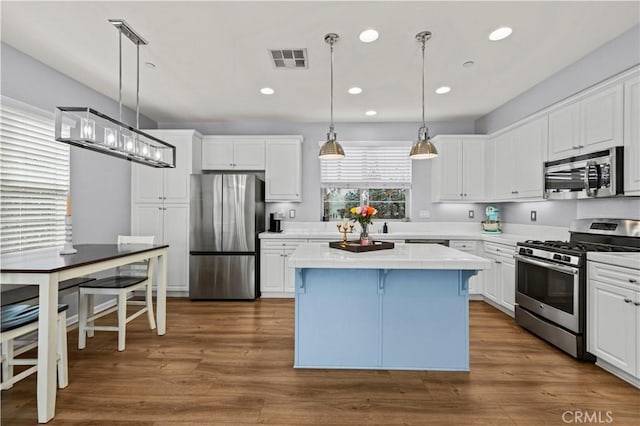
544,147,623,200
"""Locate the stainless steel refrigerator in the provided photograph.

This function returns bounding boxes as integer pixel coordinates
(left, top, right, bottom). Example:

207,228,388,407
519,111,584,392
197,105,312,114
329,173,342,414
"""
189,174,265,300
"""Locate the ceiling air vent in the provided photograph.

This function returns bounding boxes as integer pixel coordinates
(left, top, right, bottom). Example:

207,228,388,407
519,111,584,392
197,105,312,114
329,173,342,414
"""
269,49,308,69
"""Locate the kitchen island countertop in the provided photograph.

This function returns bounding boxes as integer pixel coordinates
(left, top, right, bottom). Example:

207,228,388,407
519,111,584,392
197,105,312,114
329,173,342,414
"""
287,242,492,270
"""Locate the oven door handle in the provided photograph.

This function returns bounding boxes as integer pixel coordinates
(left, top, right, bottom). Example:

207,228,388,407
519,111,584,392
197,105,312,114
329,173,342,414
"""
514,254,579,275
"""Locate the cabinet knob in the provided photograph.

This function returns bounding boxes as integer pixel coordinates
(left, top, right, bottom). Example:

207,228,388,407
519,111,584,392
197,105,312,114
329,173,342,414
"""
634,302,640,306
158,197,162,200
624,298,633,303
629,278,638,283
463,193,467,197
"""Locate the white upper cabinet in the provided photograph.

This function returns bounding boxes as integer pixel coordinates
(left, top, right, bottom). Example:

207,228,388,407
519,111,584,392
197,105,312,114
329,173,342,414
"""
431,136,485,202
548,83,623,161
624,74,640,195
548,102,580,160
491,116,547,200
265,137,303,202
132,130,199,204
201,137,265,170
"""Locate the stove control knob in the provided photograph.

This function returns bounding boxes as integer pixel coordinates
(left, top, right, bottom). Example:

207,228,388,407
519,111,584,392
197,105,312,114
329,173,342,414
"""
526,249,533,255
553,254,562,261
562,255,571,262
519,248,526,254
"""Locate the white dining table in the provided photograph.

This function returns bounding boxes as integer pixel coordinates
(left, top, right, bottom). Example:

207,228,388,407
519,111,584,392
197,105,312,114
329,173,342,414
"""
0,243,168,423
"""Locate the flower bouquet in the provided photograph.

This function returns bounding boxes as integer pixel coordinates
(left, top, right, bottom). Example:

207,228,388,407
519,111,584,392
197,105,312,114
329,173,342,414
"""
349,205,377,245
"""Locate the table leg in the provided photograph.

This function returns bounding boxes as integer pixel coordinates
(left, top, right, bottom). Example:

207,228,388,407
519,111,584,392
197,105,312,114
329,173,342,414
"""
36,272,59,423
156,250,167,335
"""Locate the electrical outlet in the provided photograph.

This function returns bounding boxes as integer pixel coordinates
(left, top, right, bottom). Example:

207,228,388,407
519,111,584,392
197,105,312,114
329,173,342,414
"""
289,209,296,219
530,210,537,222
468,210,474,219
419,210,430,218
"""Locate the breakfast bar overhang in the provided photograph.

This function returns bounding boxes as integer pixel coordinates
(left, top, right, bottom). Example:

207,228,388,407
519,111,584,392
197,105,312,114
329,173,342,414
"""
288,243,491,371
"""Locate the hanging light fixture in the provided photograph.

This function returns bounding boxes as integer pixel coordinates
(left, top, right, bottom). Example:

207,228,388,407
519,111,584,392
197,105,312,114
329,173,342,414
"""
54,19,176,168
318,33,345,160
409,30,438,160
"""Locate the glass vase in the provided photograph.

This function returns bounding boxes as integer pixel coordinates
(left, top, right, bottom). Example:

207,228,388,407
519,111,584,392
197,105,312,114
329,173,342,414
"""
360,223,372,246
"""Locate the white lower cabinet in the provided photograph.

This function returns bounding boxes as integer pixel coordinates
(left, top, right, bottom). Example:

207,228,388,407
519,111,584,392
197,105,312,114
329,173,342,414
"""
588,260,640,388
131,204,189,293
260,240,305,297
482,241,516,316
450,240,484,296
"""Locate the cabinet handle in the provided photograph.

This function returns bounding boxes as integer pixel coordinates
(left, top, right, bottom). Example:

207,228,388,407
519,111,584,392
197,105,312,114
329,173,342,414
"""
495,261,502,264
629,278,638,283
463,193,467,197
459,193,463,197
634,302,640,306
496,248,501,252
158,197,162,200
624,298,633,303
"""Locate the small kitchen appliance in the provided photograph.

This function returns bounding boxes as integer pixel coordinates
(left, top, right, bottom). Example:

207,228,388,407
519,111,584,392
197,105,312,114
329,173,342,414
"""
268,213,282,233
482,206,501,233
514,218,640,360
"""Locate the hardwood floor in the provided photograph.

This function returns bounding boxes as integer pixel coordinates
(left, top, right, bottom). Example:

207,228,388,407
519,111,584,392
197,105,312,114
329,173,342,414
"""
2,299,638,425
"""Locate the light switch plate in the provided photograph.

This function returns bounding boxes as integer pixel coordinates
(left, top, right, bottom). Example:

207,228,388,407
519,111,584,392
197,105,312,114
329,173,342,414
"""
530,210,537,222
468,210,474,219
289,209,296,219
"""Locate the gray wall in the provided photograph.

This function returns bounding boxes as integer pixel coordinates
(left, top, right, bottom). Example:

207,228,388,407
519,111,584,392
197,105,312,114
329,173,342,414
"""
475,25,640,134
158,120,476,223
1,42,157,243
476,24,640,227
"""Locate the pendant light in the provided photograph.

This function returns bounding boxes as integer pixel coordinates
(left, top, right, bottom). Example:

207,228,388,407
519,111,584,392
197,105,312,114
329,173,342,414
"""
409,31,438,160
318,33,345,159
54,19,176,168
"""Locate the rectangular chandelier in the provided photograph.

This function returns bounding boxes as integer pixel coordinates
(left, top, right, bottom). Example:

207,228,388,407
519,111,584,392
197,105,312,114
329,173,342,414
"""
55,107,176,168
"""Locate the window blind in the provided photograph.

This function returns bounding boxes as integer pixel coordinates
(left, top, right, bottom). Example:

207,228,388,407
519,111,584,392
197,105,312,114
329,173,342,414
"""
0,99,70,253
320,142,412,188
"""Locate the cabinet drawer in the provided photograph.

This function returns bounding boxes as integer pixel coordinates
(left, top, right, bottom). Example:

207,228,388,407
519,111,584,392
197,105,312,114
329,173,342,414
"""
588,261,640,291
450,240,477,251
261,239,306,250
484,242,515,258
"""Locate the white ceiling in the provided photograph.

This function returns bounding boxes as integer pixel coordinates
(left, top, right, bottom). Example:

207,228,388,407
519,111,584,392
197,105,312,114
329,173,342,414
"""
2,1,638,124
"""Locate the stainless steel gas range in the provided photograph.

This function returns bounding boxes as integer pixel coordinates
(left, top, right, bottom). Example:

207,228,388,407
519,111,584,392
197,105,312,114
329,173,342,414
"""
514,218,640,360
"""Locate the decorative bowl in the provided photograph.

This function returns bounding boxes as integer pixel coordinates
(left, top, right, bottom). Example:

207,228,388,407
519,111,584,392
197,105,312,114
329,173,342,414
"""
481,221,500,232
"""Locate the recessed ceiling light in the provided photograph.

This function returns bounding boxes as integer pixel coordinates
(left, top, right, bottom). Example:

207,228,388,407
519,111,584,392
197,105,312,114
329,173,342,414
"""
365,110,377,116
489,27,512,41
144,62,156,69
462,60,474,68
359,29,379,43
260,87,275,95
435,86,451,95
348,87,363,95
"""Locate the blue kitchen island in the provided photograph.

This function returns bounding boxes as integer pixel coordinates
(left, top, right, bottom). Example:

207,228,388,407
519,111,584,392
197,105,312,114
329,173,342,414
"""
287,243,491,371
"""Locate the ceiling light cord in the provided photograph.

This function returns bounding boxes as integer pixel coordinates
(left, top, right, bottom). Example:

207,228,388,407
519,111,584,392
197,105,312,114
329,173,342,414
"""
419,34,427,140
329,36,336,138
118,30,123,123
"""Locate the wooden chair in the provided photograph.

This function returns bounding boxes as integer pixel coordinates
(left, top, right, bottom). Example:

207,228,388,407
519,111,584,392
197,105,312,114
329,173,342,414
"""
78,235,156,351
1,304,69,390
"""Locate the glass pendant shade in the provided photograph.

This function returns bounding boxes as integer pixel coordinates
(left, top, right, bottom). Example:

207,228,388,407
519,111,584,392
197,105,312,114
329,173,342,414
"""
55,107,175,167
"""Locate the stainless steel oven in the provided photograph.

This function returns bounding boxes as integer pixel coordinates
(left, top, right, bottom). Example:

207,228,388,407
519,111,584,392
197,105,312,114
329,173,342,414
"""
514,219,640,361
515,254,580,333
544,147,623,199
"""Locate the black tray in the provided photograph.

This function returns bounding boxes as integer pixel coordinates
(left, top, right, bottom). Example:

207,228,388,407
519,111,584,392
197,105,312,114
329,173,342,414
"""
329,240,395,253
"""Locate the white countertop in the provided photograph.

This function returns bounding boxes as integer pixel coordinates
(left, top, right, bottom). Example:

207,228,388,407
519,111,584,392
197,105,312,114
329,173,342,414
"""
587,252,640,270
287,242,492,270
